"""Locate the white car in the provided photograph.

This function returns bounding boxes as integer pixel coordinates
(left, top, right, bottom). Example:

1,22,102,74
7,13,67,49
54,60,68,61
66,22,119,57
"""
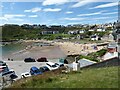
21,72,31,78
55,63,64,67
46,62,59,70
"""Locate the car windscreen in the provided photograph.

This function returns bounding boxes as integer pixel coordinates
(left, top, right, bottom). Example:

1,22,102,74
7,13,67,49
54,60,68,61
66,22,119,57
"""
46,63,52,67
2,71,13,76
52,65,57,68
34,69,40,73
25,73,30,75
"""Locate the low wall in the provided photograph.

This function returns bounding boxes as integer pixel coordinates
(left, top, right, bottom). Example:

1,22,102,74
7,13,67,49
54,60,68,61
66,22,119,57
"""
81,57,119,69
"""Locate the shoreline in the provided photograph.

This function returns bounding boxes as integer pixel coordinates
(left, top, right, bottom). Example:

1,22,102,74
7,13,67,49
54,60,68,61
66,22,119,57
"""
53,41,105,56
2,39,106,61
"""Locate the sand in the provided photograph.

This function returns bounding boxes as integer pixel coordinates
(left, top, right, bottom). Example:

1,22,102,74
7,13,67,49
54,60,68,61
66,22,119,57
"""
2,40,105,61
3,43,66,61
53,41,104,55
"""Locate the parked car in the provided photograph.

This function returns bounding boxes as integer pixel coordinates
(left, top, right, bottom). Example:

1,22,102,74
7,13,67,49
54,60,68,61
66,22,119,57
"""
55,63,64,67
21,72,31,78
10,74,18,80
59,58,68,64
2,71,18,81
39,66,50,72
30,66,42,75
46,62,59,70
24,58,36,62
0,61,7,66
37,57,48,62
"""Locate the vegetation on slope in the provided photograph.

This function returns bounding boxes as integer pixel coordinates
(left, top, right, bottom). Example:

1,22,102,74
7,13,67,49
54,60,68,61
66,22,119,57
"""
79,49,107,62
2,24,111,41
9,66,119,88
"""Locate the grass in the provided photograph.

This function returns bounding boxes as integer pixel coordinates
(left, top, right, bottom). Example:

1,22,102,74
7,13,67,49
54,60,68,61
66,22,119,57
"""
9,66,119,88
69,38,104,44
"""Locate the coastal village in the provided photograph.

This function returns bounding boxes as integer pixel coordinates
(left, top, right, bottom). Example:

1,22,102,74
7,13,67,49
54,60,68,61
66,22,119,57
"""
0,21,119,89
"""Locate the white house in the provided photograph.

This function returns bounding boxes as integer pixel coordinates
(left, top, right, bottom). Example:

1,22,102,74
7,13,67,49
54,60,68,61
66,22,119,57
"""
102,42,118,60
41,30,59,34
90,35,100,41
97,29,105,32
79,30,85,34
108,34,114,41
68,30,78,35
88,29,94,32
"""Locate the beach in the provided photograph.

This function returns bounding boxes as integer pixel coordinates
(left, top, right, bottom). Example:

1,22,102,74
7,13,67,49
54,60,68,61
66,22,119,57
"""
2,40,105,61
53,41,105,55
1,40,106,80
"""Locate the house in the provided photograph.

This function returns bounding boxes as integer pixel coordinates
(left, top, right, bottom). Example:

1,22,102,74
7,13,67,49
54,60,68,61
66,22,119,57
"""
76,35,84,40
108,34,114,41
68,30,78,35
79,30,85,34
88,29,94,32
90,34,101,41
41,30,59,35
102,42,118,60
97,28,105,32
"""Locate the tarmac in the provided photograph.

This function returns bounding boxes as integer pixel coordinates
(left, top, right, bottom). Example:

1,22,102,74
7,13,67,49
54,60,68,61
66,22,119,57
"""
4,59,59,80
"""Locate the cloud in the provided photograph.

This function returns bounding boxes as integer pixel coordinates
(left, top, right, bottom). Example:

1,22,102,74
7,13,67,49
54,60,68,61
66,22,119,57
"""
4,14,26,19
43,8,61,12
64,17,85,21
91,2,118,9
29,15,38,17
0,14,25,22
42,0,78,6
93,17,111,20
12,18,24,21
71,0,118,8
103,12,118,15
72,0,94,8
10,2,15,10
1,0,44,2
0,17,8,21
24,7,41,13
77,11,105,16
66,11,73,14
0,5,4,9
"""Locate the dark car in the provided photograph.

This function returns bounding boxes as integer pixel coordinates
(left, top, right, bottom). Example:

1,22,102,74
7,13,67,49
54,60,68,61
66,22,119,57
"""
55,63,64,67
39,66,50,72
30,66,42,75
37,57,48,62
10,74,18,79
24,58,36,62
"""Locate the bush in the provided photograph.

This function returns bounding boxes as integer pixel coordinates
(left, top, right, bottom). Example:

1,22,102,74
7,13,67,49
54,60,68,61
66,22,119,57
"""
96,49,107,57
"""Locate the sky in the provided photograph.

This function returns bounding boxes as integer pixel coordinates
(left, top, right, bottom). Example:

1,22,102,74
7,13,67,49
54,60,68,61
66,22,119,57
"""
0,0,119,26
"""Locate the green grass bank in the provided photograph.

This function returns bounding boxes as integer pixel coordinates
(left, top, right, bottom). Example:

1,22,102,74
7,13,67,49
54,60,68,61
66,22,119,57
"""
8,66,119,88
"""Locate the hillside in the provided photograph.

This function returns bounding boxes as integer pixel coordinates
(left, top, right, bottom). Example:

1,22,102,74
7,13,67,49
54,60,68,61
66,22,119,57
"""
8,66,119,88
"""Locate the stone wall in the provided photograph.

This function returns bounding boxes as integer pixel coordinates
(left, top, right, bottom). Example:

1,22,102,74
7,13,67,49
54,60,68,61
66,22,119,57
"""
81,57,119,69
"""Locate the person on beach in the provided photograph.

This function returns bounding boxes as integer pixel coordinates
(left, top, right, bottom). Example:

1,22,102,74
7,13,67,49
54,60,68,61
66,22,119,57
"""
83,45,86,50
8,58,10,61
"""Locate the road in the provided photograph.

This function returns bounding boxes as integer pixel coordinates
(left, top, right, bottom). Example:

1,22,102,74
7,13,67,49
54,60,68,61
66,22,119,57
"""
4,59,59,79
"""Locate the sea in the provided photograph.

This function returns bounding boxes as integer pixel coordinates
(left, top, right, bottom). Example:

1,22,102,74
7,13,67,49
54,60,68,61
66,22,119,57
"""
0,42,66,61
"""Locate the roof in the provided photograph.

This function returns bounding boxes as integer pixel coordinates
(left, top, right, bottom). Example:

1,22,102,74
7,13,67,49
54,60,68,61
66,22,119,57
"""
108,42,117,48
78,58,96,68
31,67,39,70
46,62,55,65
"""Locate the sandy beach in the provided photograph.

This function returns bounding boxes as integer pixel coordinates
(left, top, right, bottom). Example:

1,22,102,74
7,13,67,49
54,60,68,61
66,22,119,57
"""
2,39,105,61
53,41,104,55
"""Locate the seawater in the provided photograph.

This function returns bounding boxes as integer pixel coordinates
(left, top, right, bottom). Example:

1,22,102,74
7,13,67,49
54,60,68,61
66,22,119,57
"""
0,43,26,59
0,42,66,60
